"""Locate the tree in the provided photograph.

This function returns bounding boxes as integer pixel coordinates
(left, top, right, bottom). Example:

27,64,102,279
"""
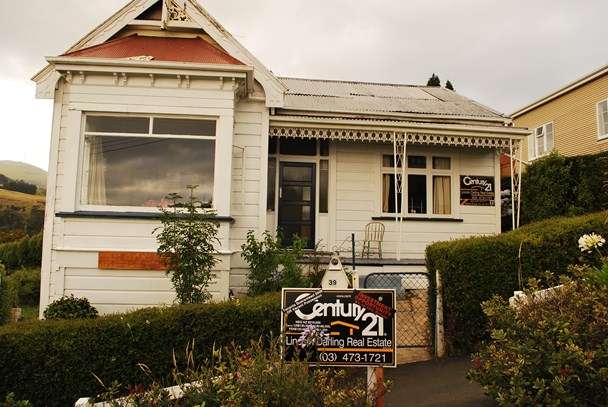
154,186,219,304
426,73,441,87
445,80,455,91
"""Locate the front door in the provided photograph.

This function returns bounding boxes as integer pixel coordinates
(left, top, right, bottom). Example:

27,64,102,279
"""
278,162,316,249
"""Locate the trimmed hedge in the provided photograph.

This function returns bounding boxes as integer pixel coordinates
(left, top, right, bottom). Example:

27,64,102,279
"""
0,294,280,407
521,151,608,224
0,233,43,272
426,210,608,355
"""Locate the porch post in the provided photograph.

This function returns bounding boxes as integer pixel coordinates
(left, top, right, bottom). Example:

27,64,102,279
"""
393,132,406,260
516,140,523,228
509,139,516,230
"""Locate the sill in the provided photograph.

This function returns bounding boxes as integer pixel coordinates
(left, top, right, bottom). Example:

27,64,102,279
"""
598,135,608,143
372,216,463,223
55,211,235,223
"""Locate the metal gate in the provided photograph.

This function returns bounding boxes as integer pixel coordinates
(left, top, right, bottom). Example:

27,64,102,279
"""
364,272,432,348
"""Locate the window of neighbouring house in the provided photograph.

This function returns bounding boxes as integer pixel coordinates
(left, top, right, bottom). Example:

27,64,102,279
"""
529,122,554,159
598,100,608,140
82,115,216,208
382,154,452,215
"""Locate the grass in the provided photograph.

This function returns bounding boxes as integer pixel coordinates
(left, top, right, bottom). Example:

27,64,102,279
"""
0,188,45,209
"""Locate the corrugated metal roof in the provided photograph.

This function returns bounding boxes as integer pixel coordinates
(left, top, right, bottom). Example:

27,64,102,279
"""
62,34,244,65
279,77,505,119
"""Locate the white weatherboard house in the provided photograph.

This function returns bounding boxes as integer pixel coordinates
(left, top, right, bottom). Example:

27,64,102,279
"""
34,0,529,315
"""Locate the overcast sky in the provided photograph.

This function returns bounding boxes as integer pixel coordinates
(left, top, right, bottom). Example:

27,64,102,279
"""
1,0,607,170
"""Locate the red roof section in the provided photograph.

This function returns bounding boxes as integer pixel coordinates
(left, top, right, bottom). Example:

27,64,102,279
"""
62,34,244,65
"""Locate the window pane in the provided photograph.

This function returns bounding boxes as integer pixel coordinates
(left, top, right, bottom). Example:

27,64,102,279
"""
280,139,317,155
153,118,215,136
267,157,276,211
408,156,427,169
433,176,451,214
85,136,214,207
382,174,402,214
283,166,313,182
383,155,394,167
536,134,545,155
320,140,330,156
408,175,427,214
85,116,149,134
320,160,329,213
433,157,451,170
268,137,278,155
545,123,554,151
528,134,536,159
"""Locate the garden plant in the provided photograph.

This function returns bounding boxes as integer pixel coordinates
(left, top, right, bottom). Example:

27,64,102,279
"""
468,232,608,406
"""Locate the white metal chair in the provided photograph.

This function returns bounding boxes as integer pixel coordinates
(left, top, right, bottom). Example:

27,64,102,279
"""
361,222,385,259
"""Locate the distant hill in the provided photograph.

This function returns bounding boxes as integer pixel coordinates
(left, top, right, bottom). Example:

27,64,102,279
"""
0,161,47,188
0,188,45,209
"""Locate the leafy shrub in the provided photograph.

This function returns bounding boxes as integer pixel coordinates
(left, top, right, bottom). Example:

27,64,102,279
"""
94,338,376,407
426,210,608,354
0,233,43,272
0,293,280,406
0,263,17,325
241,231,309,296
155,189,219,304
1,269,40,308
43,295,98,320
521,151,608,224
468,269,608,406
0,393,32,407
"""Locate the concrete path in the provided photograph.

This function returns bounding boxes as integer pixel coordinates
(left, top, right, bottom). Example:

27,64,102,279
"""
384,357,496,407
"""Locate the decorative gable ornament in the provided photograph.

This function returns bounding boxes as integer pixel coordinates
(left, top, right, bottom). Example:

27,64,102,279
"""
164,0,191,22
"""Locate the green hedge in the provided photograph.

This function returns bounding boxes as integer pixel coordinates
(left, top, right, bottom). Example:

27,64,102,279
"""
0,233,43,272
521,151,608,224
0,294,280,406
426,210,608,355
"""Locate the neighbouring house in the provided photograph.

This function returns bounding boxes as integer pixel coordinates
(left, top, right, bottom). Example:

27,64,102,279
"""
33,0,529,314
501,63,608,175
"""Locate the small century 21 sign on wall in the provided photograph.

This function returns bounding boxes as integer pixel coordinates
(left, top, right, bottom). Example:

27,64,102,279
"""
460,175,496,206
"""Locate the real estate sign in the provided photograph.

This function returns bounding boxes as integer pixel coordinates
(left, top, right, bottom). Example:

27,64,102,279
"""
459,175,495,206
281,288,397,368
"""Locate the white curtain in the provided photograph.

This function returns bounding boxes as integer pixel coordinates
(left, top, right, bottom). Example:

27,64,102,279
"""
433,176,451,215
87,138,107,205
382,174,391,213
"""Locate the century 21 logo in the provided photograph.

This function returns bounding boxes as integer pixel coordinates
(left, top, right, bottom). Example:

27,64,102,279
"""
462,176,493,192
293,294,386,337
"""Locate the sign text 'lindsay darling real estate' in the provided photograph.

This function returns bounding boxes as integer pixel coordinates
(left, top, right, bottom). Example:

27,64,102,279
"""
281,288,397,368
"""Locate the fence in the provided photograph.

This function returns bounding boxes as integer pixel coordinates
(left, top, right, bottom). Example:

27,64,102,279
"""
364,272,432,349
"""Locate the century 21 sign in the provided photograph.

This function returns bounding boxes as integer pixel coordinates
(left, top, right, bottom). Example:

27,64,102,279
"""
281,288,397,368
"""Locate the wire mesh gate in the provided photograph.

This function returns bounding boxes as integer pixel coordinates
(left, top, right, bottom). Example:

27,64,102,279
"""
364,272,432,348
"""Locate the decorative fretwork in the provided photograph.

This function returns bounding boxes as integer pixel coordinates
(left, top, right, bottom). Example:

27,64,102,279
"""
269,126,514,149
165,0,191,22
393,134,407,261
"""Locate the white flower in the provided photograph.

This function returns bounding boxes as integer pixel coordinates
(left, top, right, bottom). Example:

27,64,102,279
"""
578,233,606,253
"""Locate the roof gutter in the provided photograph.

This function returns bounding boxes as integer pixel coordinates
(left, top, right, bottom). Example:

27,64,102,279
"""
277,107,512,125
270,115,530,139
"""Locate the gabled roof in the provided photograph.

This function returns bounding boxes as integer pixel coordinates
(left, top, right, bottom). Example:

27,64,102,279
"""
278,77,507,122
62,34,244,65
512,62,608,118
33,0,286,106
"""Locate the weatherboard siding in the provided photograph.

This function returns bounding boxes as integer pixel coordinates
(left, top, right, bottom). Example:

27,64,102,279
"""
333,142,500,259
514,72,608,159
41,75,246,313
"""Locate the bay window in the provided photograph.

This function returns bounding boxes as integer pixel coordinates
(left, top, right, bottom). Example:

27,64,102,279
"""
382,154,452,216
82,114,216,208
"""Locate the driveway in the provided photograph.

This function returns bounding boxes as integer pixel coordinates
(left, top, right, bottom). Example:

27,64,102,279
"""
384,357,496,407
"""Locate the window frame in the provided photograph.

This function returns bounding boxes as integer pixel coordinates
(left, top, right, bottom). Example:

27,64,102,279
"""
78,112,218,213
529,122,554,159
597,99,608,141
380,153,453,218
